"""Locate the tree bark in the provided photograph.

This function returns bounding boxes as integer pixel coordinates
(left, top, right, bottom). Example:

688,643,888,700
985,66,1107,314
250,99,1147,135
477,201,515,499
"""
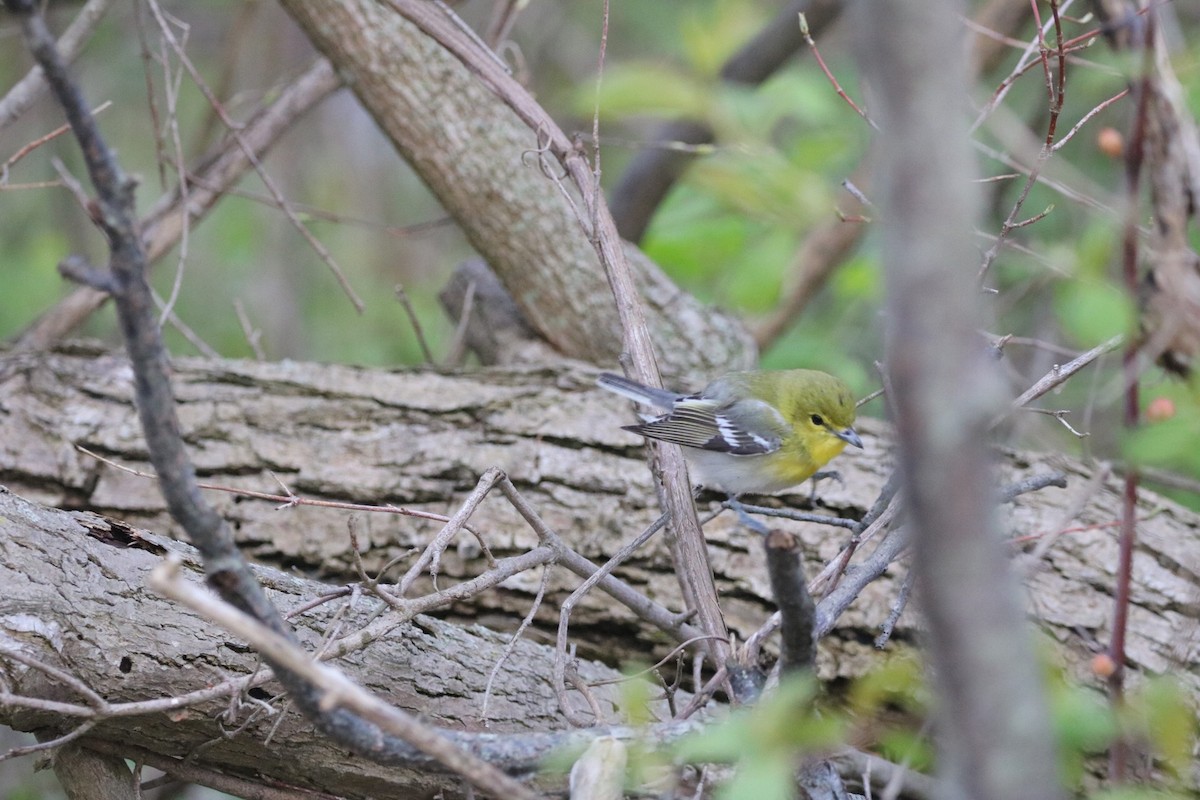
861,1,1064,797
0,485,640,799
1,345,1196,703
271,0,755,381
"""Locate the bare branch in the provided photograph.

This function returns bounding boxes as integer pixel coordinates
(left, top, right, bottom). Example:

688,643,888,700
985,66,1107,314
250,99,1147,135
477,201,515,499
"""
15,57,342,350
861,0,1066,794
148,558,543,800
0,0,115,130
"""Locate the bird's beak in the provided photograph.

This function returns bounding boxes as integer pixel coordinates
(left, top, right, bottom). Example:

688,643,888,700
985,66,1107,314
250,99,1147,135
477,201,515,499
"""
835,426,864,449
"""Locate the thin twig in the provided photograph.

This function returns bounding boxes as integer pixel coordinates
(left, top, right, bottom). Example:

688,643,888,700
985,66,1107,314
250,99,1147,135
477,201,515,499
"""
395,285,436,364
384,0,730,666
1023,407,1089,437
873,567,915,648
16,57,342,350
554,511,672,726
0,0,115,130
76,445,465,527
87,740,338,800
1004,335,1123,415
799,13,878,130
732,502,859,531
0,721,98,763
153,20,192,329
145,0,365,314
480,564,551,723
495,476,702,645
1050,88,1131,152
975,0,1104,284
0,645,108,711
232,298,266,359
1108,8,1157,780
397,467,504,596
1,101,112,183
442,277,476,367
148,558,542,800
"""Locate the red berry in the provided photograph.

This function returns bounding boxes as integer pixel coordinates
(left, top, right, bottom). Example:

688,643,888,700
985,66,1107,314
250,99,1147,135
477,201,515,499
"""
1097,127,1123,158
1091,653,1117,679
1145,396,1175,422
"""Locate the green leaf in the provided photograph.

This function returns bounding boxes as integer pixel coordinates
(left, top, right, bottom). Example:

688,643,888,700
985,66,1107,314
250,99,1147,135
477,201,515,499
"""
1074,222,1120,279
1055,278,1134,347
674,714,756,763
848,655,925,714
1125,677,1198,779
673,674,828,764
584,63,710,119
644,210,750,287
1050,682,1117,785
1052,684,1117,752
679,0,766,76
1124,416,1199,468
1090,789,1190,800
719,227,792,312
618,671,655,727
831,254,882,303
718,754,797,800
759,69,847,130
689,149,830,226
878,729,935,772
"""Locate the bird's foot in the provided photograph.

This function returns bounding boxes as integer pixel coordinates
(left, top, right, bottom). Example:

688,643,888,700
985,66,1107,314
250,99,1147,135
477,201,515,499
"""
808,470,844,504
725,495,769,535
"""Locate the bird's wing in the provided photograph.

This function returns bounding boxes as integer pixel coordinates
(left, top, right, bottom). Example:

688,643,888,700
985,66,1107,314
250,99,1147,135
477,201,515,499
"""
596,373,681,409
624,396,786,456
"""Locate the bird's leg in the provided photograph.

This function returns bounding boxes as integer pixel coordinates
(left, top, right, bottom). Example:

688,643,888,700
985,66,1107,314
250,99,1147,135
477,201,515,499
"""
725,494,769,535
807,469,844,504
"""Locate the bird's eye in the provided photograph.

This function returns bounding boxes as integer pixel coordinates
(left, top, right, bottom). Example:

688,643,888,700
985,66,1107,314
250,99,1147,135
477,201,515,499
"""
810,414,824,426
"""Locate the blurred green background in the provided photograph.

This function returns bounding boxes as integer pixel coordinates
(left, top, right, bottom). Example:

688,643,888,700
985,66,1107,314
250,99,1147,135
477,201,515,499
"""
2,0,1200,492
3,4,1200,798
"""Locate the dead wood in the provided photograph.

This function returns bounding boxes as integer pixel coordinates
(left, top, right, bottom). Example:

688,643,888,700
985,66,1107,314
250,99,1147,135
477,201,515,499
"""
1,344,1197,699
273,0,755,381
0,486,647,799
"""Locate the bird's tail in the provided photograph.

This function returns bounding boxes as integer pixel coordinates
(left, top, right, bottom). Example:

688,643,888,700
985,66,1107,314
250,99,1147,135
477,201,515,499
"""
596,372,679,409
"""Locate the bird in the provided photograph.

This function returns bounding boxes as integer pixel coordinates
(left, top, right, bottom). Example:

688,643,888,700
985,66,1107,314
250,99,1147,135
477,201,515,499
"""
597,369,862,496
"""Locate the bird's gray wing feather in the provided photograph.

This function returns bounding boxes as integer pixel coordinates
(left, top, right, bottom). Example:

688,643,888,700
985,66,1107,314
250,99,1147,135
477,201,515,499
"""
624,396,786,455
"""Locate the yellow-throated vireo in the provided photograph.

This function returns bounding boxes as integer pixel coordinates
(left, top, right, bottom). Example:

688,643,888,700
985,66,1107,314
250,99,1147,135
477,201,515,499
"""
598,370,862,495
